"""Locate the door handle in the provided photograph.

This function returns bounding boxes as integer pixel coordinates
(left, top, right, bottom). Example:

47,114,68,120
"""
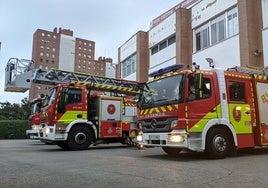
245,111,251,115
210,108,216,112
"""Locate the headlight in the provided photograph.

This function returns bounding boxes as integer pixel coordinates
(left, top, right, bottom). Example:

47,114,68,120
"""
56,124,67,132
44,127,50,134
171,120,178,128
136,134,143,142
168,133,184,143
32,125,41,130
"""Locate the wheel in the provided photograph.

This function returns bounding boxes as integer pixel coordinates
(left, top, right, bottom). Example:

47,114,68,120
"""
56,141,69,150
67,126,92,150
162,147,182,156
205,128,229,159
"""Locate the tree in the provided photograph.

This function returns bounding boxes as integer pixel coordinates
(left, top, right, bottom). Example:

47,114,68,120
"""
0,98,30,120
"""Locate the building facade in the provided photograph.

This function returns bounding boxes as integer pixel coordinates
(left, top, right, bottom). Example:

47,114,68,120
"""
29,27,113,100
118,0,267,81
118,31,149,82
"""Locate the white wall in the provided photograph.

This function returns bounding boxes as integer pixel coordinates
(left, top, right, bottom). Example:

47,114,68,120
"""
149,13,176,73
149,43,176,72
59,35,75,71
120,35,137,61
124,72,136,81
105,63,116,78
149,13,176,48
193,35,240,70
192,0,237,28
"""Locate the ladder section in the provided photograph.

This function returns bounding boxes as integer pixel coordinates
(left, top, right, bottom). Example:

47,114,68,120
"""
228,66,268,77
32,68,144,95
5,58,33,92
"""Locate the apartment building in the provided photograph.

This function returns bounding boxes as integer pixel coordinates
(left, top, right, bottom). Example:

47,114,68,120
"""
29,27,113,100
118,0,267,81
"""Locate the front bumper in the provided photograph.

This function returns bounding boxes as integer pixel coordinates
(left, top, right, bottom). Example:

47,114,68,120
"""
137,130,188,148
40,125,67,141
26,125,42,139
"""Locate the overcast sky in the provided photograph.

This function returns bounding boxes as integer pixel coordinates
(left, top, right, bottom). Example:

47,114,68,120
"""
0,0,182,104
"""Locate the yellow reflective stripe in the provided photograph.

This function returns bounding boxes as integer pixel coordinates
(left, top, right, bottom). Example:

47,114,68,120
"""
160,106,166,112
167,105,173,111
58,110,87,124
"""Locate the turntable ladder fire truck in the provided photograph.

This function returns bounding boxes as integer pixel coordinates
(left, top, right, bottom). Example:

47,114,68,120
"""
136,64,268,159
30,67,144,150
4,58,143,149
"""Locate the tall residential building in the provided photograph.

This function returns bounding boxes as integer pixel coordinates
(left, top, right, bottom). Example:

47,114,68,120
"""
118,0,267,82
29,27,111,100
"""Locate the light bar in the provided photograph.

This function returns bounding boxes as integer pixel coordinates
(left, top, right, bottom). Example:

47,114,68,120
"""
149,64,185,77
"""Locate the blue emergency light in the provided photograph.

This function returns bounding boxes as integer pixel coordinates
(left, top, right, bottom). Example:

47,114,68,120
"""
149,64,185,77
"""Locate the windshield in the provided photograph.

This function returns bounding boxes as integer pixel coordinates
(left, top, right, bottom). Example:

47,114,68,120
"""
43,87,57,107
30,100,42,114
140,75,184,108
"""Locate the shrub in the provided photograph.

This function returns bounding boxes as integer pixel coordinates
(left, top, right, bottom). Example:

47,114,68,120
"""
0,120,28,139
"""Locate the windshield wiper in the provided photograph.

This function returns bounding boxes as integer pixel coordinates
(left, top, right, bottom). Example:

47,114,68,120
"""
155,98,168,102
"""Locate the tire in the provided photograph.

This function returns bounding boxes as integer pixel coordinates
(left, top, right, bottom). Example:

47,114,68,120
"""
205,128,229,159
56,141,69,150
162,147,182,156
67,126,92,150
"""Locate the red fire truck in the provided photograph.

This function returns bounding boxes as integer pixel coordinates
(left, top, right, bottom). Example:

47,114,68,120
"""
137,64,268,159
31,68,144,150
26,97,43,139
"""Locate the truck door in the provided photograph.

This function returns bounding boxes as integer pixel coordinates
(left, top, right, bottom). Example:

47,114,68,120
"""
57,87,85,125
186,74,218,132
99,97,122,138
226,79,255,148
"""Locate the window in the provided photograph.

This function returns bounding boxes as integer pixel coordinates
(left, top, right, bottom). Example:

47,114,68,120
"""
227,7,239,37
195,26,209,51
151,35,176,55
159,41,167,50
211,15,226,45
151,46,158,55
122,54,136,77
66,88,82,104
168,35,176,45
228,81,246,102
188,77,211,101
194,6,238,52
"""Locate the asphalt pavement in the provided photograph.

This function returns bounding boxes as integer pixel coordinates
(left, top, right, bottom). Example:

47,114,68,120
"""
1,140,268,188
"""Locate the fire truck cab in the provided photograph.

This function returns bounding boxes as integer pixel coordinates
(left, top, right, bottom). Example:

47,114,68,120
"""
137,64,268,159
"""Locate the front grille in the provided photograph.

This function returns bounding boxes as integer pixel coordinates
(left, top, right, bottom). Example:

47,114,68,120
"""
140,117,177,133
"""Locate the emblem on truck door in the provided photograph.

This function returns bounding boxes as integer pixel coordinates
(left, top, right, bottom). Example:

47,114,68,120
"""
107,104,116,115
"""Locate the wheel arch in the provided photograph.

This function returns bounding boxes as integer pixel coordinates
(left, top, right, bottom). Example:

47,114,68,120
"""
201,118,237,150
66,120,97,141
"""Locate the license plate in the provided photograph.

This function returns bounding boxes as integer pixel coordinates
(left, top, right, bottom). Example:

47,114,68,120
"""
149,135,160,140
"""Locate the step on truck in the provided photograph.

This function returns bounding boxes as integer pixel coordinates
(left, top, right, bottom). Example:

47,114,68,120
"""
137,64,268,159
